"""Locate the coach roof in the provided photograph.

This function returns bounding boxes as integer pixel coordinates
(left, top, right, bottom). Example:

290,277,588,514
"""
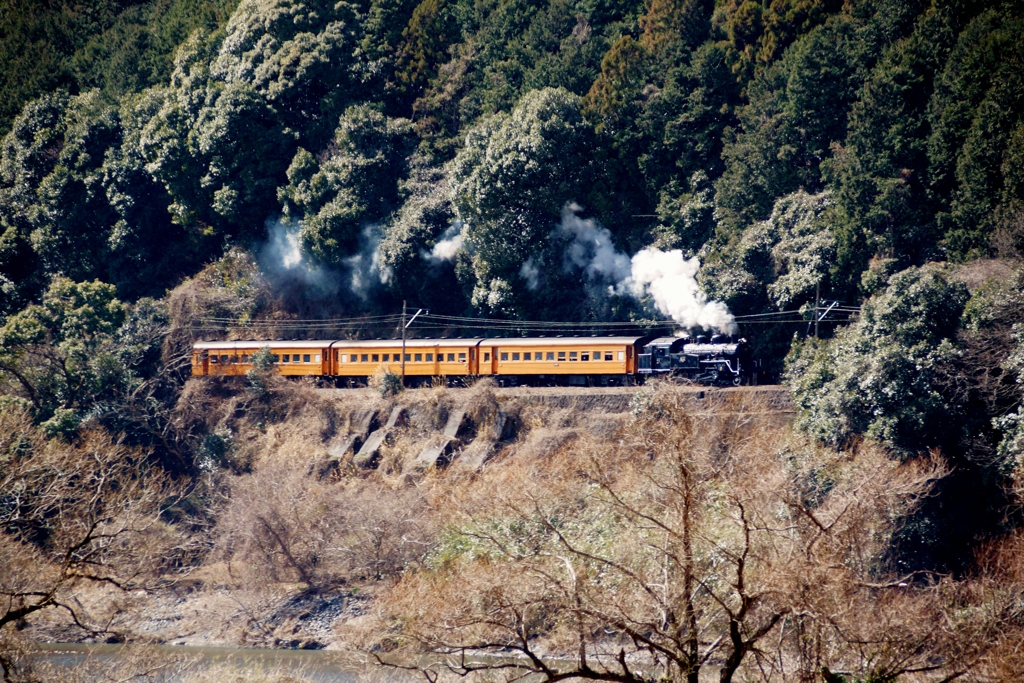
478,336,646,347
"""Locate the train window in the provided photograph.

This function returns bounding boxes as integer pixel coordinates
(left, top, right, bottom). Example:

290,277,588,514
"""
618,351,624,360
569,351,577,361
484,353,490,361
372,354,379,362
304,354,311,363
415,353,422,362
379,354,387,362
404,354,411,361
458,353,466,362
358,354,366,362
282,355,290,363
605,352,613,361
523,352,531,360
426,353,433,361
511,352,518,361
558,351,566,361
581,352,589,361
221,355,229,364
501,352,508,361
547,352,554,361
315,354,320,362
471,350,475,360
210,355,218,364
271,354,280,362
445,353,452,362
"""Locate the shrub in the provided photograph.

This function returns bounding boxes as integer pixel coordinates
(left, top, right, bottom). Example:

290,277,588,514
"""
785,264,968,457
370,366,404,398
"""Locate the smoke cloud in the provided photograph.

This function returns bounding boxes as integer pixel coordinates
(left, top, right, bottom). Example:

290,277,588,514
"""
421,222,465,264
258,217,339,298
557,203,632,282
346,224,392,300
520,257,540,291
553,205,737,333
258,217,393,302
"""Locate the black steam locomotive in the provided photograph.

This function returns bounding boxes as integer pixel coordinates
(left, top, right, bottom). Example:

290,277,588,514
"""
638,335,753,386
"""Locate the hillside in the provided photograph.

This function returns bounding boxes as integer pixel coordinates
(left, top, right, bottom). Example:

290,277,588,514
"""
2,0,1024,680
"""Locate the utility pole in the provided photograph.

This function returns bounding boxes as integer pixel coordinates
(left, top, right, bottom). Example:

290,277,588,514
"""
400,302,425,384
814,282,820,339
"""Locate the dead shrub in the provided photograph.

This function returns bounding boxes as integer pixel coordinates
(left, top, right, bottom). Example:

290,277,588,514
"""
371,385,955,683
213,465,435,590
0,406,185,678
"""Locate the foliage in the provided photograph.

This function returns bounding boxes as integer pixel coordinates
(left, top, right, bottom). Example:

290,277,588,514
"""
786,264,968,457
996,325,1024,485
0,0,1019,330
450,87,597,315
928,9,1024,261
280,105,414,266
0,0,1024,623
377,158,465,308
244,346,277,400
6,0,1024,666
0,277,127,425
714,14,878,233
0,0,239,135
371,366,405,398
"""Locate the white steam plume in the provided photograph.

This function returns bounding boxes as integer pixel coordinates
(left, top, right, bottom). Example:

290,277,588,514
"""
558,203,632,281
259,217,339,297
421,222,465,264
346,225,392,300
625,248,737,333
552,204,737,334
259,217,394,301
520,257,540,291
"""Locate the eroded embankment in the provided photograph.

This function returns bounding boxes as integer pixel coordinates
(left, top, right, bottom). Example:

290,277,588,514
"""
22,381,794,651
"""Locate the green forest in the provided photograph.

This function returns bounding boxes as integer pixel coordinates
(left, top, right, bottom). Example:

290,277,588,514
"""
4,0,1024,679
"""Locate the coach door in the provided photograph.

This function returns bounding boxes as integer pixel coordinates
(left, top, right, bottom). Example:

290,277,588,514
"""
487,346,499,375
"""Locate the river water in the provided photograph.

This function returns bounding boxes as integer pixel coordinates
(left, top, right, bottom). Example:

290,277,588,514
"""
25,643,419,682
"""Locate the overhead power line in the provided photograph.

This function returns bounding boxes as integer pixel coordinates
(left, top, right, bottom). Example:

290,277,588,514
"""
190,305,862,335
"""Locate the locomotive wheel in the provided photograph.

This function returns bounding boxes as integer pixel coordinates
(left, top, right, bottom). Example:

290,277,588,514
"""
732,375,741,386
